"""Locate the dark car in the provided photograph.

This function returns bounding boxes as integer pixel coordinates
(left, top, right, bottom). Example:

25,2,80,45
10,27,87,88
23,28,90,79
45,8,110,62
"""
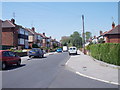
0,50,21,70
28,48,44,58
56,48,62,53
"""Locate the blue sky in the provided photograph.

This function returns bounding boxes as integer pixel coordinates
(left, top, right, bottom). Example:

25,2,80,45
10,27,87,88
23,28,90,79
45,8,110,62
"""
2,2,118,41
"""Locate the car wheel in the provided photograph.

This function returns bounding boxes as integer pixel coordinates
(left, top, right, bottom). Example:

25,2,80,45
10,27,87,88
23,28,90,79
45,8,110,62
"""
17,60,21,66
29,56,33,59
2,62,7,70
76,52,77,55
42,55,44,58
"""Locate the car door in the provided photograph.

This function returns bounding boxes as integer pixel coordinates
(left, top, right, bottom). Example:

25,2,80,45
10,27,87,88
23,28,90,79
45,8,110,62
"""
2,51,11,64
7,51,18,64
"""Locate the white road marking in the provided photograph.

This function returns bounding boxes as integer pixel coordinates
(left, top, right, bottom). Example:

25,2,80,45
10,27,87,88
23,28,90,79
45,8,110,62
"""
65,59,70,65
76,71,119,85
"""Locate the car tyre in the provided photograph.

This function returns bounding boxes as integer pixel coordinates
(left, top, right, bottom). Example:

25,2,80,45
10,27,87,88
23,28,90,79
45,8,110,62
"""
29,56,33,59
17,60,21,66
2,62,7,70
41,55,44,58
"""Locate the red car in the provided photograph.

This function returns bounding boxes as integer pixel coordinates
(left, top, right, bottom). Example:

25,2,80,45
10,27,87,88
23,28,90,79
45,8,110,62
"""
0,50,21,69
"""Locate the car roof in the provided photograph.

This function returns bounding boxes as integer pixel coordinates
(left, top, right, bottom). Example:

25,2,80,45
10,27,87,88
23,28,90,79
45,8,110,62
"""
69,46,77,48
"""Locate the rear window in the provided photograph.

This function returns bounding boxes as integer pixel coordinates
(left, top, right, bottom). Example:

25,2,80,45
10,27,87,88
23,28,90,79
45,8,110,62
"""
69,47,76,50
69,48,72,50
32,48,39,52
73,48,76,50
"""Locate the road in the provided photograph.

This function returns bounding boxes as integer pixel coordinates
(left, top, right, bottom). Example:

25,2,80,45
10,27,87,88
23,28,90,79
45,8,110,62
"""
2,52,118,88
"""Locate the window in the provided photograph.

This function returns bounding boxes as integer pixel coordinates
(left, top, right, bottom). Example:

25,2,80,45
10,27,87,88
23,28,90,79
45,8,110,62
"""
19,28,24,34
8,51,16,57
2,51,10,57
18,38,24,44
25,30,28,35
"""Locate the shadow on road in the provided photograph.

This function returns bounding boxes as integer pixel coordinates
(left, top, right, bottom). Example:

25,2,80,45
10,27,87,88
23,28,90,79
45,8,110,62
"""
3,64,26,71
69,54,80,56
27,56,47,60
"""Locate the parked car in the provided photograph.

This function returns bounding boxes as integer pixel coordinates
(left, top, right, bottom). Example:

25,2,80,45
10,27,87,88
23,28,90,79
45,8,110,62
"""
56,48,62,53
68,46,77,55
0,50,21,70
28,48,44,58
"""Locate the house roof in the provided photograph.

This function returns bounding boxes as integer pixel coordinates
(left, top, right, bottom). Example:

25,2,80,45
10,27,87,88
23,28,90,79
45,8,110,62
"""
36,33,44,37
25,28,35,35
2,20,15,28
102,25,120,36
37,33,49,39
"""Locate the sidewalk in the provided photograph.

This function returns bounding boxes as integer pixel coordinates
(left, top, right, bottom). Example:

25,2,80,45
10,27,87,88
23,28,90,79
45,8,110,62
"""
66,50,119,85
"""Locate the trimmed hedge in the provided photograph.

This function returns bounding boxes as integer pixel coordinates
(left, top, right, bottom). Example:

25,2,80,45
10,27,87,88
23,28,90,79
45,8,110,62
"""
89,43,120,66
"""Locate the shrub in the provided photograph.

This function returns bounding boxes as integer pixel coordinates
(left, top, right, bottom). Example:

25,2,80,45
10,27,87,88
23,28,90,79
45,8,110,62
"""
89,43,120,66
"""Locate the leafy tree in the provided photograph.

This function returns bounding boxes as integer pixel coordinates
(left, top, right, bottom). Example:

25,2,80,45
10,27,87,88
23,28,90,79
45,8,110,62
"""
70,31,82,48
32,44,39,48
85,32,92,42
61,31,82,48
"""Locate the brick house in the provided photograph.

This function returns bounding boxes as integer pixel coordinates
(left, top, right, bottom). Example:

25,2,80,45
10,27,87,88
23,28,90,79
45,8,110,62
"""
1,19,16,49
1,19,29,49
36,33,43,47
25,27,37,48
101,23,120,43
40,33,50,48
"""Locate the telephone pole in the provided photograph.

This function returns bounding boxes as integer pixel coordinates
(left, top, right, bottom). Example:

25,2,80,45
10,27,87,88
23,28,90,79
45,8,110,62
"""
82,15,85,54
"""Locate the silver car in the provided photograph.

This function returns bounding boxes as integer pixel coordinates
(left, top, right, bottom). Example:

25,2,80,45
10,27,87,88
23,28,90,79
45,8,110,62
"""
28,48,44,58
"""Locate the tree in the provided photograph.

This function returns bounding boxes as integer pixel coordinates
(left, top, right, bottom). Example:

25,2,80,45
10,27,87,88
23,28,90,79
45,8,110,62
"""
85,32,92,42
61,36,70,46
61,31,83,48
32,44,39,48
70,31,82,48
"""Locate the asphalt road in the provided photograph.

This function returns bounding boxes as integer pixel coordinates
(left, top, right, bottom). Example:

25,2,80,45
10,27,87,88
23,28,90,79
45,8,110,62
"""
2,52,118,88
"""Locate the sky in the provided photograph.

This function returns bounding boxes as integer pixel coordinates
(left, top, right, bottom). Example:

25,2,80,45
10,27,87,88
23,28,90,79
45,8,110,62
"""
1,2,118,41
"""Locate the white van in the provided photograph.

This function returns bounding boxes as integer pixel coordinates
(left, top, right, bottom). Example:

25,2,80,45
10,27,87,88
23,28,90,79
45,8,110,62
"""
63,46,68,52
68,46,77,55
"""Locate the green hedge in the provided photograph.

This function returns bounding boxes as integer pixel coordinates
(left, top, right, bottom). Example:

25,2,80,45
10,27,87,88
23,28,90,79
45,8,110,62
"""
89,43,120,66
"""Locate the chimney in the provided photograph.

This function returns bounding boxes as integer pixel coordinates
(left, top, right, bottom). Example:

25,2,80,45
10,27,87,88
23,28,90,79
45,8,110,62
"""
32,27,35,32
11,18,15,24
50,36,51,39
112,22,115,29
43,33,45,36
100,31,103,35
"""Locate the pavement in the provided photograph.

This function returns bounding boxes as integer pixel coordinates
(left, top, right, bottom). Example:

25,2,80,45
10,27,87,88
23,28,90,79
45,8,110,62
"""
66,50,120,85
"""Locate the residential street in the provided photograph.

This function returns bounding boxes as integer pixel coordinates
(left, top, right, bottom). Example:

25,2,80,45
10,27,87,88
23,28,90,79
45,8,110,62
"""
2,52,118,88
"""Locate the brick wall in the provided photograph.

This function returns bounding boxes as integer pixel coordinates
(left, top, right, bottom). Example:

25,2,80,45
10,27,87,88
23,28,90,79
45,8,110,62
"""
2,28,14,46
2,27,18,47
105,34,120,43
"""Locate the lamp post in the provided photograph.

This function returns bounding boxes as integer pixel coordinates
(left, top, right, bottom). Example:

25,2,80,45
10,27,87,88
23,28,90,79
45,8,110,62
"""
82,15,85,54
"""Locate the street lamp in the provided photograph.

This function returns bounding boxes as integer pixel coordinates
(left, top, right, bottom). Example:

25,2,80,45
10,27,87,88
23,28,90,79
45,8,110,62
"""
82,15,85,54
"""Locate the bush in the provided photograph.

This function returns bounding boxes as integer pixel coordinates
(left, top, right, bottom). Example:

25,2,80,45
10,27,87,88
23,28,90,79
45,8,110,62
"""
89,43,120,66
32,44,39,48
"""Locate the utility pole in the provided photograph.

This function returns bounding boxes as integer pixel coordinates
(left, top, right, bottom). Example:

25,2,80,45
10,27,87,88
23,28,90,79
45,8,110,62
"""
82,15,85,54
